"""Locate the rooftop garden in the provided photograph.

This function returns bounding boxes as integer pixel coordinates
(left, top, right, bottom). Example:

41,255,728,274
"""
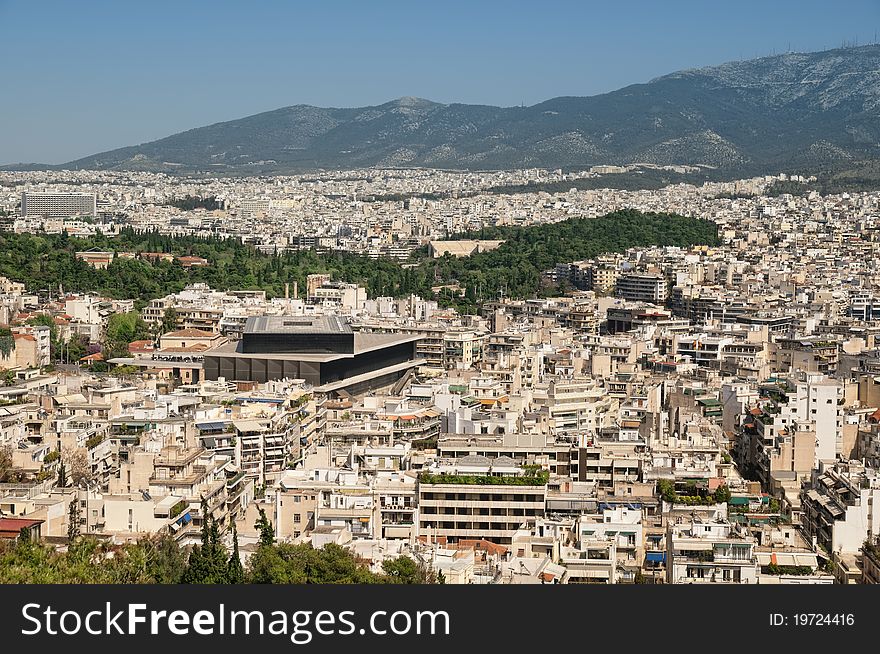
657,479,730,505
762,564,814,576
169,499,189,519
728,497,780,514
418,470,550,486
85,434,106,450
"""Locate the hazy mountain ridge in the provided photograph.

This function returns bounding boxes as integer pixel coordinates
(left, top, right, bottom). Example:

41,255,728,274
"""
42,45,880,174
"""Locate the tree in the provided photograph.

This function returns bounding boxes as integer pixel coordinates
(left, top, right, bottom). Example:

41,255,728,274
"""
56,461,68,488
0,444,19,482
103,311,151,360
382,556,422,583
255,506,275,547
0,327,14,359
657,479,677,503
246,542,381,584
67,498,81,542
63,447,93,487
182,497,230,584
713,484,732,504
381,556,443,584
160,307,178,334
62,334,89,364
226,521,245,584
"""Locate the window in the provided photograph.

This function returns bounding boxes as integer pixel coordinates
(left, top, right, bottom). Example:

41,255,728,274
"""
294,495,301,503
294,514,301,523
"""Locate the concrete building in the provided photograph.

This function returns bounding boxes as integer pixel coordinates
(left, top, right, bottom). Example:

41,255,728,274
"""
21,191,97,218
666,511,758,584
616,273,668,304
202,316,423,395
801,460,880,555
418,457,548,545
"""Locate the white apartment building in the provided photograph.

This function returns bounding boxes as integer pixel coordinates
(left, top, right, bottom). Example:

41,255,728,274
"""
666,513,758,584
21,191,97,218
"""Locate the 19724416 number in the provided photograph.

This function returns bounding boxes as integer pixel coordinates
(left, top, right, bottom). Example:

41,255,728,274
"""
792,613,854,626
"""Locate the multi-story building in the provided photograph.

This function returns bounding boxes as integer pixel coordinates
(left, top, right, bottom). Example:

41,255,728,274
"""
21,191,97,218
801,460,880,556
417,457,548,545
616,273,668,304
666,512,758,584
443,329,485,370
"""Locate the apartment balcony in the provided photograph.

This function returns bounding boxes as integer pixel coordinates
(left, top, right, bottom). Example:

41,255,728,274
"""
320,507,373,521
380,503,415,512
419,499,545,510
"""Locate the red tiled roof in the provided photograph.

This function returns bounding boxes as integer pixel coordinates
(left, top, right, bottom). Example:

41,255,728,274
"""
0,518,43,538
163,328,216,338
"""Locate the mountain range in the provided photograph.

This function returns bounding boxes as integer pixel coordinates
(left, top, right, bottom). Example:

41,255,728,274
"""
20,45,880,175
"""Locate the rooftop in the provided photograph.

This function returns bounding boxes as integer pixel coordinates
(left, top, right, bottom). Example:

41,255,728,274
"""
244,315,352,335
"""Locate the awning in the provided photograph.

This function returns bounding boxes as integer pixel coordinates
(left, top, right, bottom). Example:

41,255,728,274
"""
646,552,666,563
196,421,227,431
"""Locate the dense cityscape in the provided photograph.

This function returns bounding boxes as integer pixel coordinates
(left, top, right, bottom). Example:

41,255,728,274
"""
0,164,878,585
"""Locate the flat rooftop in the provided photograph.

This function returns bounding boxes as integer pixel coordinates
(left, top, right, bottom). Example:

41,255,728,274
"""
207,332,421,362
244,315,352,335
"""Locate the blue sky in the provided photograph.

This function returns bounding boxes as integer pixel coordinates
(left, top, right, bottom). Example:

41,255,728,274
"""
1,0,878,164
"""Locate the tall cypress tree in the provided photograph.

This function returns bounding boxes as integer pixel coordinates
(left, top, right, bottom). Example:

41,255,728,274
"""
182,497,231,584
227,521,244,584
255,506,275,547
57,461,67,488
67,497,81,542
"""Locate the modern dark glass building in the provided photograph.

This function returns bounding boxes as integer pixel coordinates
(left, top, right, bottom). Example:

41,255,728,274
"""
202,316,423,395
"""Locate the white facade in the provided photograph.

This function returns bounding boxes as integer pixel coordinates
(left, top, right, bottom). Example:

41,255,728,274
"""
21,191,97,218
